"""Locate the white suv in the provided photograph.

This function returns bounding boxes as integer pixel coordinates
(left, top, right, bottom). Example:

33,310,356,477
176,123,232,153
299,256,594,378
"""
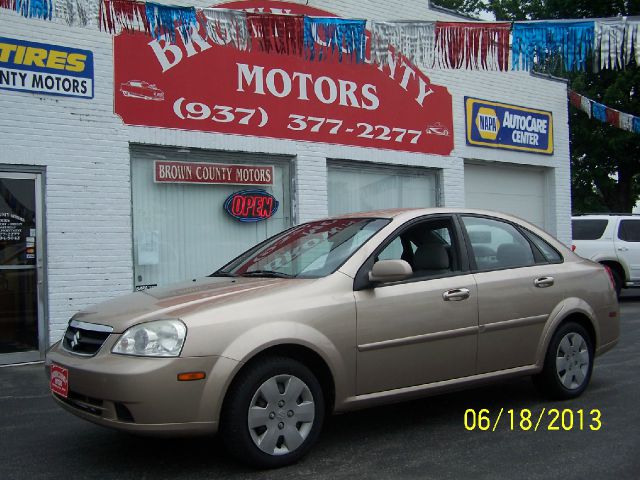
572,214,640,295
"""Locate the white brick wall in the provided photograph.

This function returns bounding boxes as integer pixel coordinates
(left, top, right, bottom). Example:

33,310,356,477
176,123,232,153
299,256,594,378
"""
0,0,571,345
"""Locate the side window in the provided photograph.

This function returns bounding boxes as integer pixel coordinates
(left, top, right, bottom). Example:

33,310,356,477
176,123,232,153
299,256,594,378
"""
618,220,640,242
377,237,407,261
524,230,563,263
375,218,459,278
462,216,535,270
572,219,608,240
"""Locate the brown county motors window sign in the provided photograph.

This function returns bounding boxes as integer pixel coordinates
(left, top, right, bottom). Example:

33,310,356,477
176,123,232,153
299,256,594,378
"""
154,161,274,186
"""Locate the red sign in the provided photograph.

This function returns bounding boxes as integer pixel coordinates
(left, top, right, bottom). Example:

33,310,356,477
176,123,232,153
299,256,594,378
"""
50,364,69,398
155,160,274,185
114,1,453,156
224,189,279,222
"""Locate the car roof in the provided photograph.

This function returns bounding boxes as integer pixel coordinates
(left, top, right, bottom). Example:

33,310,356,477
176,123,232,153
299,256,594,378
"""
572,214,638,219
326,207,535,224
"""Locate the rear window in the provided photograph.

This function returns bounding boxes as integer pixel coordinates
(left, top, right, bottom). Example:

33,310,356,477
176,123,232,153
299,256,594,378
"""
524,230,563,263
618,220,640,242
572,219,608,240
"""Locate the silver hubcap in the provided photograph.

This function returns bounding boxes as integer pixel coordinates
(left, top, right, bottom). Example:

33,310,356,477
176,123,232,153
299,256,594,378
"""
555,332,590,390
248,374,315,456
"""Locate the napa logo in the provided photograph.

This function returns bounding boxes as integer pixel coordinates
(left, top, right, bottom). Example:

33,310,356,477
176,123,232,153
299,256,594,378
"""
465,97,553,155
475,107,500,141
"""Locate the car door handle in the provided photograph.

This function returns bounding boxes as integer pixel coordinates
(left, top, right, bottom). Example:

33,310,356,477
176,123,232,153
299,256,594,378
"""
534,276,554,288
617,247,629,252
442,288,470,301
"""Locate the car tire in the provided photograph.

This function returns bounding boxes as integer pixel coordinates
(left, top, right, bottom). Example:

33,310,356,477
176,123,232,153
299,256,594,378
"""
533,322,594,400
220,356,325,469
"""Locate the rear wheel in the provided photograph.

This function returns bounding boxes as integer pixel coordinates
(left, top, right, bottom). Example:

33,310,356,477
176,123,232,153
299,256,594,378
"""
534,322,594,399
220,356,324,468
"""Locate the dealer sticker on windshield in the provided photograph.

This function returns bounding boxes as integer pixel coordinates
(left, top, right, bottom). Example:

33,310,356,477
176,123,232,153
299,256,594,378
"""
50,364,69,398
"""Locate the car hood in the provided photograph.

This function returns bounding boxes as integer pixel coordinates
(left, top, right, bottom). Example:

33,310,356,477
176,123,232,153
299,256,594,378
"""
69,276,302,333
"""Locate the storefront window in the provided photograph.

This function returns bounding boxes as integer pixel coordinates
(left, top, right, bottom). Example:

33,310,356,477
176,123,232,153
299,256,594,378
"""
328,163,438,215
131,146,292,289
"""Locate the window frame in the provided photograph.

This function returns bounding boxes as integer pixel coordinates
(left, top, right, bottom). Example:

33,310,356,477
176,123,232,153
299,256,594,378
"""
571,219,609,240
458,214,545,273
617,219,640,243
520,227,565,265
353,214,471,291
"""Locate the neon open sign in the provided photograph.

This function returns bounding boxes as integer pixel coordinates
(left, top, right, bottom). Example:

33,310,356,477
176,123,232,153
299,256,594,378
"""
224,189,279,222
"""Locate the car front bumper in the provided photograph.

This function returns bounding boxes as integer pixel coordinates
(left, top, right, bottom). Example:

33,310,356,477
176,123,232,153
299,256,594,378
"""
45,338,240,436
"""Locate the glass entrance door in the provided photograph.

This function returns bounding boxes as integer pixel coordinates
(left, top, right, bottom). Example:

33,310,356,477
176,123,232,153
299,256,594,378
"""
0,172,44,364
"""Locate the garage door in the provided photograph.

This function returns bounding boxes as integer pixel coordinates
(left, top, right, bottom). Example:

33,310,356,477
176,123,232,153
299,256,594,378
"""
328,163,438,215
464,163,547,228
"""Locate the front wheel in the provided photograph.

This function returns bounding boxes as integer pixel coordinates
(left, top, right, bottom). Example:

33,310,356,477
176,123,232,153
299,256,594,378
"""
220,356,325,468
533,322,594,399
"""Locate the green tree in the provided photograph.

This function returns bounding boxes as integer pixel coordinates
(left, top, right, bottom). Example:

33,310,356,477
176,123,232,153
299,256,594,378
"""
431,0,640,212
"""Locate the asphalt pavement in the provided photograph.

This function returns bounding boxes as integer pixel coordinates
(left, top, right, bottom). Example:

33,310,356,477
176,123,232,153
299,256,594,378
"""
1,291,639,480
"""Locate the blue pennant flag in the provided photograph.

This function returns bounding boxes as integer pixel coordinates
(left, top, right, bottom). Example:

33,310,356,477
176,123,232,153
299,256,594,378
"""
304,17,367,63
146,2,197,42
591,102,607,122
512,21,594,71
15,0,52,20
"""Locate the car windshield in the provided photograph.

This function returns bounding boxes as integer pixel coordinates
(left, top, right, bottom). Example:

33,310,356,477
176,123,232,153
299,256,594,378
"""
215,218,389,279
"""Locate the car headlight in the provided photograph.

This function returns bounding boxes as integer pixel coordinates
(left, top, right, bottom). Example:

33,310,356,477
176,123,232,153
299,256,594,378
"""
112,320,187,357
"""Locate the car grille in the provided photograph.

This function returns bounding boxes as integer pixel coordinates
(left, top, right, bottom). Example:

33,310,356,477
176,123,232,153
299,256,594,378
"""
62,320,113,356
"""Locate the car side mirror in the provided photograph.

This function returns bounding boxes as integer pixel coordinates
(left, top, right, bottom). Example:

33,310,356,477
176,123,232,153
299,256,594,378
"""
368,260,413,284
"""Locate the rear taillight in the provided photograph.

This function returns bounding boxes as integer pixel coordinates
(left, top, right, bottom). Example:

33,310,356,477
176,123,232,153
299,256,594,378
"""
571,244,576,252
603,265,617,291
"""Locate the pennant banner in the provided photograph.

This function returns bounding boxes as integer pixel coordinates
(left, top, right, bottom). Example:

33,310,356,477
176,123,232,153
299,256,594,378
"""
304,17,366,63
595,19,627,70
3,0,640,74
569,88,640,133
201,8,250,51
435,21,510,70
369,20,435,67
99,0,148,34
246,12,304,56
54,0,99,26
145,2,196,41
13,0,52,19
512,21,595,71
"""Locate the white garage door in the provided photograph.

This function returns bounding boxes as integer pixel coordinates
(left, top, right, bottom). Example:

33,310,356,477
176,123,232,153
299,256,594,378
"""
328,163,438,215
464,163,547,228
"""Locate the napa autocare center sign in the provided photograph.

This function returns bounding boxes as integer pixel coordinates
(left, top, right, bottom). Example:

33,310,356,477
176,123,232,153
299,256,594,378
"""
114,1,454,155
0,37,93,98
465,97,553,154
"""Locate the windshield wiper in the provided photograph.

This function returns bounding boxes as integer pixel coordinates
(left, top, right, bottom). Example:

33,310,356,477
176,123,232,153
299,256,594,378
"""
239,270,293,278
209,271,238,277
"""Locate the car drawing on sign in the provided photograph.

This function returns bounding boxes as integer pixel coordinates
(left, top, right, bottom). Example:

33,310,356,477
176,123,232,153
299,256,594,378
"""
425,122,450,136
46,209,619,468
119,80,165,101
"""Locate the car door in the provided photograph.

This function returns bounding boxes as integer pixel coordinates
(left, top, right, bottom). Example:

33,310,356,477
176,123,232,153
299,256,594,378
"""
460,215,565,374
615,219,640,282
353,215,478,395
